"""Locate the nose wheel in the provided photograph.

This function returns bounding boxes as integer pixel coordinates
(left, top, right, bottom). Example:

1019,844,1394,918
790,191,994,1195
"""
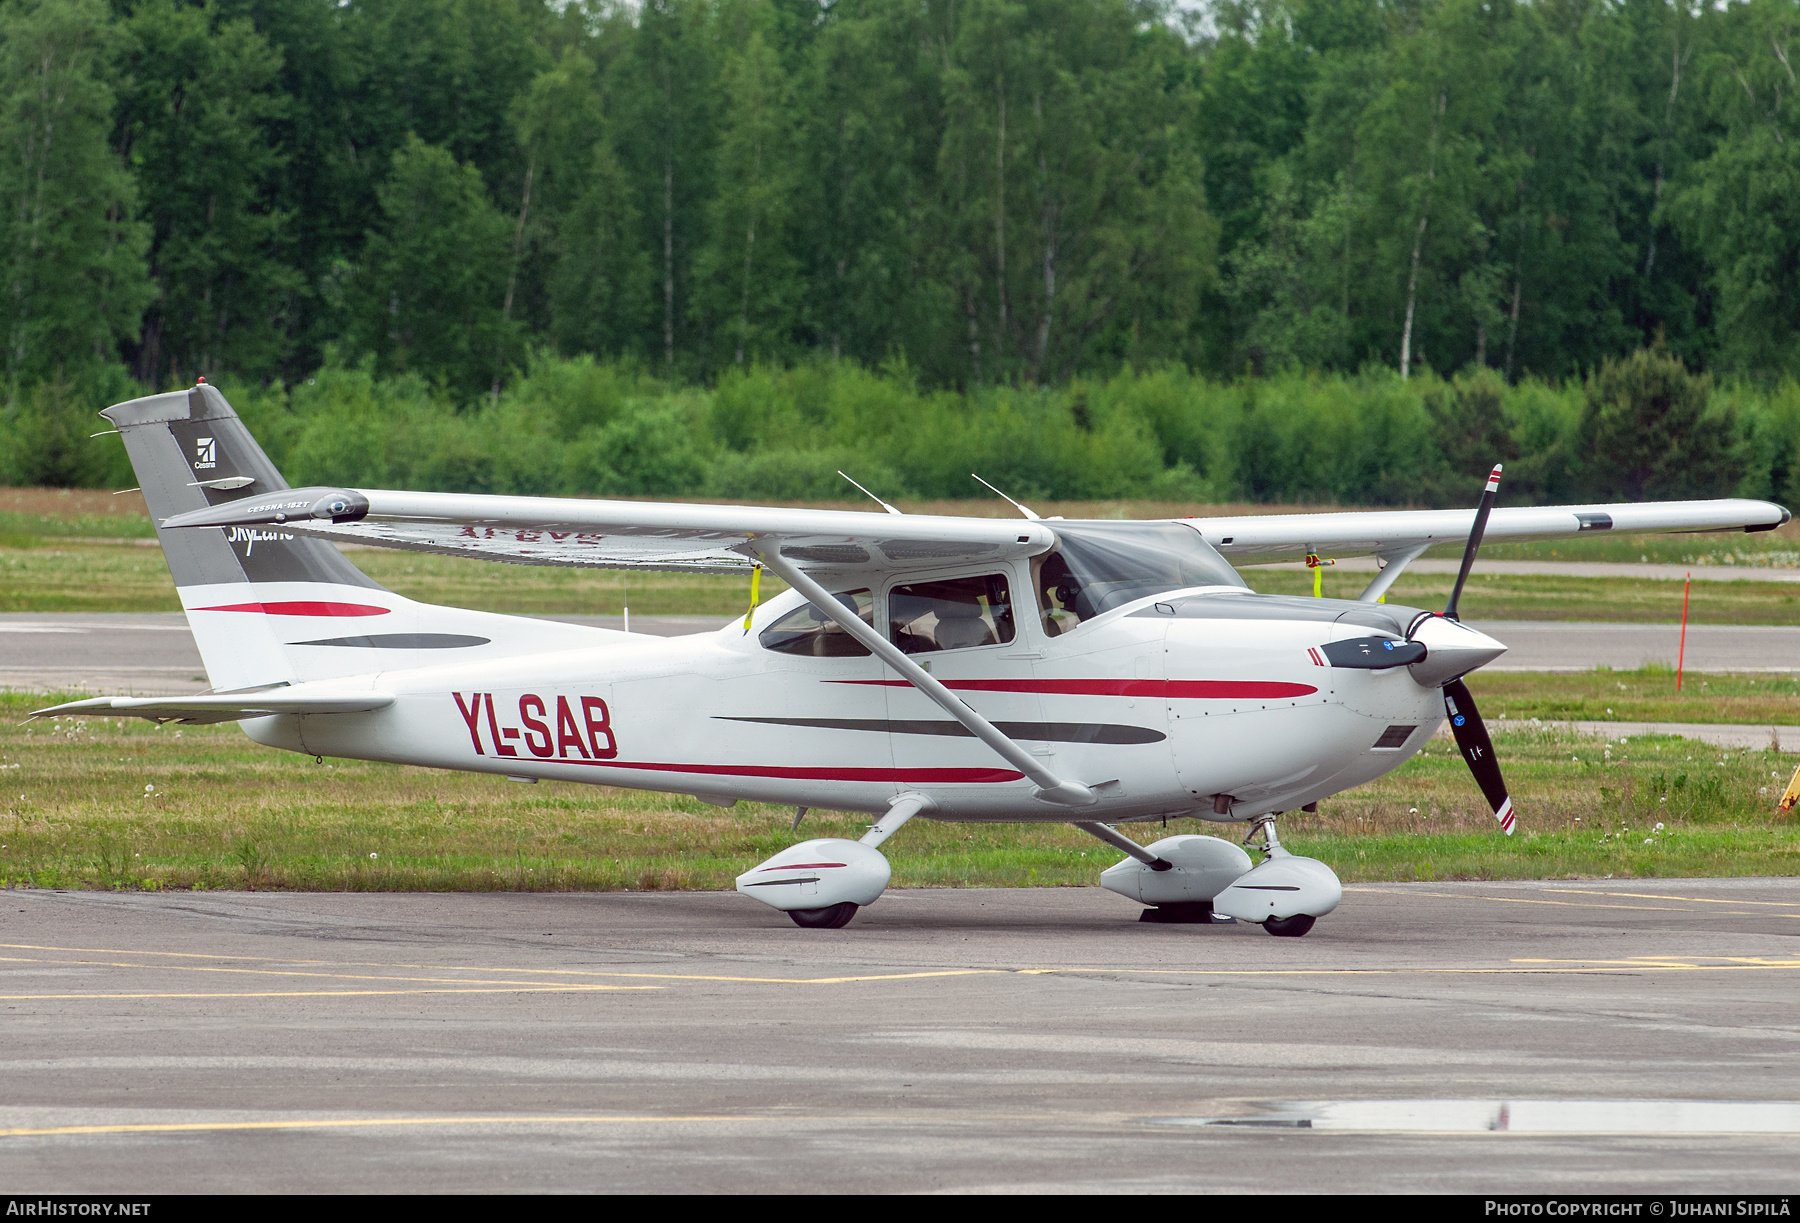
788,902,859,929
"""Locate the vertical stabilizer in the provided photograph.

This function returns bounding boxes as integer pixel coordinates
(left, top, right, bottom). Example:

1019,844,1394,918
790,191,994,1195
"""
104,383,384,690
105,383,382,593
102,383,617,694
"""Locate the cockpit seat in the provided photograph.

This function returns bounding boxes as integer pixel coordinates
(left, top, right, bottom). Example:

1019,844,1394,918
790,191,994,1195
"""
932,600,996,650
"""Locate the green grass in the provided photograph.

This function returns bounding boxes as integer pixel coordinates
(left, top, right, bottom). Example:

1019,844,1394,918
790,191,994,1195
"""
1465,667,1800,726
0,542,781,616
9,539,1800,622
1244,565,1800,623
2,692,1794,892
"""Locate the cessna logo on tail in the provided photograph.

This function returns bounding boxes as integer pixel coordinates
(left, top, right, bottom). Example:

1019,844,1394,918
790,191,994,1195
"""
194,437,217,469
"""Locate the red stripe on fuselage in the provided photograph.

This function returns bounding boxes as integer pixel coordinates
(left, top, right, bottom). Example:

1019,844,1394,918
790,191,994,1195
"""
830,679,1318,699
192,601,392,617
530,759,1023,783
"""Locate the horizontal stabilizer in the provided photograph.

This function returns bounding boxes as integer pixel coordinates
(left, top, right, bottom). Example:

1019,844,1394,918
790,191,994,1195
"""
33,688,395,725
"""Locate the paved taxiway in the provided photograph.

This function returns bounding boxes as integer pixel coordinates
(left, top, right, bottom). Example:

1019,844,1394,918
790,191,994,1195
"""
3,881,1798,1193
4,613,1799,695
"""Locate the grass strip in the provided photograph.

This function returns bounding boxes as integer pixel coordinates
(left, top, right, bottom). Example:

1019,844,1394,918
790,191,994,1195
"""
8,539,1800,622
1,693,1793,891
1466,667,1800,726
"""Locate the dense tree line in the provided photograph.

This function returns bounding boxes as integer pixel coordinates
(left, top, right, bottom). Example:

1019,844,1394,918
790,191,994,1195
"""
9,346,1788,512
6,0,1800,504
0,0,1214,397
13,0,1800,398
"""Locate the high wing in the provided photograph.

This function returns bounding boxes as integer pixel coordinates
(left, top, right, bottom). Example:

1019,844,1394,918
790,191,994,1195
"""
1189,499,1789,566
160,487,1054,576
159,484,1787,580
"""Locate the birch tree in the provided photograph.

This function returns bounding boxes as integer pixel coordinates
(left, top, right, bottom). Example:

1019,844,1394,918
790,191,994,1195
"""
115,0,294,387
691,18,798,367
0,0,149,386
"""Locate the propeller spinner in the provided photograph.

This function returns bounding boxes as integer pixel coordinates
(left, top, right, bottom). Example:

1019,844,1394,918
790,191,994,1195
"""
1408,463,1516,835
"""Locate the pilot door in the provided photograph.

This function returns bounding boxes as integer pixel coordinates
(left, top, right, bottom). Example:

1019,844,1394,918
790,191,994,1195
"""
881,568,1043,812
750,587,894,776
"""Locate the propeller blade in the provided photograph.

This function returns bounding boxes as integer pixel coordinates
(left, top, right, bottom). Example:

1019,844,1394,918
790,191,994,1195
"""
1443,463,1503,621
1443,678,1514,835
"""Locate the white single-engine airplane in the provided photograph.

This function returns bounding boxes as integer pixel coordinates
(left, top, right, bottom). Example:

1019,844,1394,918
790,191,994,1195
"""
36,383,1789,933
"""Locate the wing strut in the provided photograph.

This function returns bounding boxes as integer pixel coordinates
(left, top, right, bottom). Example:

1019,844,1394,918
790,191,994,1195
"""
753,547,1096,807
1072,821,1172,871
1358,542,1429,604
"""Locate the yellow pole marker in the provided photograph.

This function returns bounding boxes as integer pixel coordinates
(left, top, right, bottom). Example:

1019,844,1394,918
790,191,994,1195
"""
1778,760,1800,814
742,564,762,634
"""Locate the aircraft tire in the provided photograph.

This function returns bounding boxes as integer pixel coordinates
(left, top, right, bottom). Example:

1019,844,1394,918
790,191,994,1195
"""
788,902,859,929
1262,913,1316,938
1138,902,1215,924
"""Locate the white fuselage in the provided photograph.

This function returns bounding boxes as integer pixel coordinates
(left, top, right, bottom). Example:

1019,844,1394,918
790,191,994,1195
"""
236,575,1446,825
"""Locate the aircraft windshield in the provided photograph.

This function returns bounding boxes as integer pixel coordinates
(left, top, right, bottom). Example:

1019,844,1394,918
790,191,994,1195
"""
1036,522,1245,635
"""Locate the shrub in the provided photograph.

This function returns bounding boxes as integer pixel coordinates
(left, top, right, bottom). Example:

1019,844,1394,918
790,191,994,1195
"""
1576,345,1745,500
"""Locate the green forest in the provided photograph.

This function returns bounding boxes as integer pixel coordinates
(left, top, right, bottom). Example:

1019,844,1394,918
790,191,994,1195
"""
8,0,1800,506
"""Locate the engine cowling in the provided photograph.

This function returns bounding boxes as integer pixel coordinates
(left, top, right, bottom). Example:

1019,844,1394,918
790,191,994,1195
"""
735,838,892,911
1099,834,1254,906
1213,854,1343,923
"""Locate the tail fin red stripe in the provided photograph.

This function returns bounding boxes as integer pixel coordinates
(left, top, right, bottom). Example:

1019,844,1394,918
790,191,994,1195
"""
194,601,391,618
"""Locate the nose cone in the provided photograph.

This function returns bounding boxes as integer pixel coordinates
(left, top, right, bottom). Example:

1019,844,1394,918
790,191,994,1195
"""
1406,615,1507,688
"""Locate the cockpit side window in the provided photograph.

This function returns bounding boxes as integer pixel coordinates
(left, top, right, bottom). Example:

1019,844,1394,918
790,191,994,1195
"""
1035,522,1245,636
888,573,1015,654
758,590,875,656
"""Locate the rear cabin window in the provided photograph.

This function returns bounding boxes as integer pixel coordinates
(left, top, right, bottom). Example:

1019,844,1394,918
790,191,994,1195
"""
888,573,1015,654
758,590,874,656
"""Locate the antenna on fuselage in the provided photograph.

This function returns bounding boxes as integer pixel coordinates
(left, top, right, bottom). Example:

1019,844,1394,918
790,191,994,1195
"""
970,473,1041,521
838,471,903,515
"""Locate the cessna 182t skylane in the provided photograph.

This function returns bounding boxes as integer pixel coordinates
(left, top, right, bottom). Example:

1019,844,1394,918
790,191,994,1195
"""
36,383,1790,934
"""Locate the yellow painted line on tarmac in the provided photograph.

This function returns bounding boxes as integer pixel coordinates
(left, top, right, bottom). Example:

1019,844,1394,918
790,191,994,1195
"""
0,954,648,990
15,960,1795,995
1512,955,1800,968
0,986,658,1000
1345,888,1749,914
1019,959,1800,978
2,944,333,964
0,1114,747,1140
1534,888,1800,908
0,945,1006,986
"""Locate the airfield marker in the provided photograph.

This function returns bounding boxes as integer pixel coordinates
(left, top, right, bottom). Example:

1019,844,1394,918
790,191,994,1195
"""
1677,572,1691,691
